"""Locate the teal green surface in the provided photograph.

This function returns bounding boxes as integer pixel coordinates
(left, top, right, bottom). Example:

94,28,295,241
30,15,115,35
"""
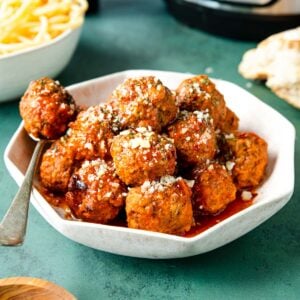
0,1,299,299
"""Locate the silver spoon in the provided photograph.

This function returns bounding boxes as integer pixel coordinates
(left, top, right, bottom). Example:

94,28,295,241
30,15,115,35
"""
0,138,47,246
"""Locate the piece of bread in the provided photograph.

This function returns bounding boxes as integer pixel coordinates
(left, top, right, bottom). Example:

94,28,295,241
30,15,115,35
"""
238,27,300,109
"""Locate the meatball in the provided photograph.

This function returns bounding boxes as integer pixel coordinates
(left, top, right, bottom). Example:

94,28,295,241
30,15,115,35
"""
176,75,226,129
126,176,194,235
192,163,237,215
20,77,76,139
220,107,239,133
39,137,75,192
67,104,116,161
167,110,217,166
66,159,127,224
225,132,268,188
110,127,177,186
109,76,178,132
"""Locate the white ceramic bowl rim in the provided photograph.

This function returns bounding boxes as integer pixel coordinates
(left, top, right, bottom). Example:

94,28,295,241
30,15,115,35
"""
4,70,296,258
0,28,74,61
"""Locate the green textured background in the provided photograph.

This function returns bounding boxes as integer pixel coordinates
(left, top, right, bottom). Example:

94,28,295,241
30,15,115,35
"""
0,1,299,299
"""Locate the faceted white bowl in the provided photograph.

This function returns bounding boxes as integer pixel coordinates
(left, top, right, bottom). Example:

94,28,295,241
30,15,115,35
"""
4,70,295,259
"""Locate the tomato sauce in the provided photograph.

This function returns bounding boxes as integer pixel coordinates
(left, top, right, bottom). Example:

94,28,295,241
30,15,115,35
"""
38,184,254,238
184,197,253,237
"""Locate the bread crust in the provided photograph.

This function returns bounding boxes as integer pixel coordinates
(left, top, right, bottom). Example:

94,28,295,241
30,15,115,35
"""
239,27,300,109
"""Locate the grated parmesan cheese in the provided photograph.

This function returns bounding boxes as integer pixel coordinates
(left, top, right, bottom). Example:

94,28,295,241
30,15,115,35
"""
184,179,195,188
84,142,93,150
241,191,252,201
224,133,235,140
208,164,214,171
141,176,182,194
130,137,151,149
193,110,210,123
226,161,235,171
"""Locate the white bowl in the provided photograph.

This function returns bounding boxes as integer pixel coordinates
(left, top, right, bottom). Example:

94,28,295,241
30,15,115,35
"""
0,27,82,103
4,70,295,259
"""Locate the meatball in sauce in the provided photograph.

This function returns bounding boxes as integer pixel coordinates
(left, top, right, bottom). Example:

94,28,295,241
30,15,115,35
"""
111,127,177,186
109,76,178,132
20,77,77,139
66,159,127,224
176,75,226,129
167,110,216,166
20,74,269,237
126,176,193,235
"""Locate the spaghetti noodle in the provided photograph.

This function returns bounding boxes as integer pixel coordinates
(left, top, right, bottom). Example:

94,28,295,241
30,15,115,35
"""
0,0,88,56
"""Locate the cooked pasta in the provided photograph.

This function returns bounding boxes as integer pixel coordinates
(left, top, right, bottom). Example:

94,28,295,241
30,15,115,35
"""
0,0,88,56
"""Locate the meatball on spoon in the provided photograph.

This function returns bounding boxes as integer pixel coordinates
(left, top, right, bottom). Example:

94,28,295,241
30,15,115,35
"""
0,78,76,246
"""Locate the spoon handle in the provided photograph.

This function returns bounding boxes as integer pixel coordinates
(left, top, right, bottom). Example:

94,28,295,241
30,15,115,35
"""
0,140,47,246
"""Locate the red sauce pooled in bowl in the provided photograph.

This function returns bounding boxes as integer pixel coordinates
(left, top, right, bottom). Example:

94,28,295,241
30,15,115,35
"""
38,185,254,238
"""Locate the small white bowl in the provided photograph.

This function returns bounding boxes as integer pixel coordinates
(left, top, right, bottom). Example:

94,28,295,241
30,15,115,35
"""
0,27,82,103
4,70,295,259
